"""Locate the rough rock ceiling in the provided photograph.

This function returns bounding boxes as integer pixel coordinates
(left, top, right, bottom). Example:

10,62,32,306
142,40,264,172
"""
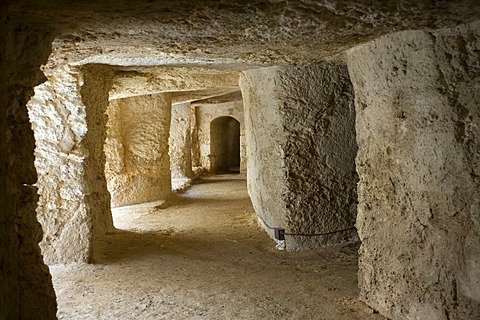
109,66,239,99
10,0,480,69
191,91,244,105
171,89,241,105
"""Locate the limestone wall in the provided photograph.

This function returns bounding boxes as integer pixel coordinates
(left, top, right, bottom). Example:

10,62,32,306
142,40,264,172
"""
240,67,288,241
28,67,92,264
169,102,193,182
348,21,480,319
192,100,246,172
240,64,358,249
80,65,116,251
105,94,172,207
28,65,115,264
110,67,239,100
1,3,57,318
14,0,480,70
279,64,358,248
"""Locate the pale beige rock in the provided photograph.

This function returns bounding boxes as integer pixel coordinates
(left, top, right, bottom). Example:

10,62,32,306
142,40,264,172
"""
10,0,480,68
240,63,358,249
28,66,92,264
172,88,239,105
28,65,115,264
110,67,239,100
80,65,116,251
51,176,382,320
240,67,289,244
3,1,480,319
169,102,194,188
347,21,480,320
192,100,246,173
105,94,172,207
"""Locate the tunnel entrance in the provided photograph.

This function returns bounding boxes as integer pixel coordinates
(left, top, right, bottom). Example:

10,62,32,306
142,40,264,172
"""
209,116,241,174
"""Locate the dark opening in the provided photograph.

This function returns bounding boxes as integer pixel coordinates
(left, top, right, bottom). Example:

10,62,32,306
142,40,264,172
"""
210,116,240,174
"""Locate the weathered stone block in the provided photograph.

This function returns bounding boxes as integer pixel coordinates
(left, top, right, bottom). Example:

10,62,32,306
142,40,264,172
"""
169,102,194,182
240,63,358,249
347,21,480,320
105,93,172,207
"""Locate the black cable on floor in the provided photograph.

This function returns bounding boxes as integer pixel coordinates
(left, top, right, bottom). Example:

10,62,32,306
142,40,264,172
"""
284,226,357,237
257,215,356,237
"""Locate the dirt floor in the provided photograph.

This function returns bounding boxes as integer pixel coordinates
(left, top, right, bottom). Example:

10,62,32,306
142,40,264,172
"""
49,174,386,320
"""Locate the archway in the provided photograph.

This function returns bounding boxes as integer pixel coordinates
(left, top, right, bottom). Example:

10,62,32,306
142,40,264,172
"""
210,116,241,174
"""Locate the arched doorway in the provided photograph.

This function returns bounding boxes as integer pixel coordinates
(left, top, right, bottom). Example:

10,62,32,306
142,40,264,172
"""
210,116,241,174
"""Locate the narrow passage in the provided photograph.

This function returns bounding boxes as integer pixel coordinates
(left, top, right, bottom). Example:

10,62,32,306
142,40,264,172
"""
50,175,385,320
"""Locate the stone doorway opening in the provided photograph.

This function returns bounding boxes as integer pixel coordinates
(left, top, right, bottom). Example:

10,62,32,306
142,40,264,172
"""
209,116,241,174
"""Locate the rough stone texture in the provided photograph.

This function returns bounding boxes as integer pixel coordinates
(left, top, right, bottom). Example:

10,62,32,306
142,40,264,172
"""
347,21,480,320
2,1,480,318
0,2,57,318
240,64,358,249
9,1,480,68
28,67,92,264
191,104,201,169
240,67,288,242
192,100,246,172
110,67,239,100
172,88,240,105
169,102,194,183
280,64,358,248
80,65,116,254
105,94,172,207
28,64,115,264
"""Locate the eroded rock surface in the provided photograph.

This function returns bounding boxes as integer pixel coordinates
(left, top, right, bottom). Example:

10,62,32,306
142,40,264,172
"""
279,64,358,248
192,100,246,173
241,63,358,249
241,67,287,242
110,67,239,100
1,7,57,318
105,94,172,207
348,21,480,320
169,102,194,185
3,1,480,319
9,0,480,68
80,65,116,249
28,65,115,264
28,67,92,264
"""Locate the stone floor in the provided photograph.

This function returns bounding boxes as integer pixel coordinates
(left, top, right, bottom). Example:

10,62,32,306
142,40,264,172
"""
49,175,386,319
